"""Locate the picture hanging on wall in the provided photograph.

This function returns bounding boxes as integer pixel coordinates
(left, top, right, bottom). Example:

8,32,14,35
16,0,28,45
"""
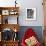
26,8,36,20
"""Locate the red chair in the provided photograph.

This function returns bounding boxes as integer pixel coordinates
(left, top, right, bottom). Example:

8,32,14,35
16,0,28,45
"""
21,28,41,46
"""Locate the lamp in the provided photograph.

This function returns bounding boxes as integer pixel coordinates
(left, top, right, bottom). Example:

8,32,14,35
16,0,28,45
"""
15,0,17,7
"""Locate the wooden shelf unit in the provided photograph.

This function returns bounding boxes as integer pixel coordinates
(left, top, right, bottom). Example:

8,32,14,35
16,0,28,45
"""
0,40,19,46
0,7,20,46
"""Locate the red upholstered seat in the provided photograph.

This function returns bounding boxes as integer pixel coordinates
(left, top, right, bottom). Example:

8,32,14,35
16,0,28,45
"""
21,28,41,46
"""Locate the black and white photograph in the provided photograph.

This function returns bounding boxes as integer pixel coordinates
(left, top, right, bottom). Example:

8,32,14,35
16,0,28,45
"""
26,8,36,20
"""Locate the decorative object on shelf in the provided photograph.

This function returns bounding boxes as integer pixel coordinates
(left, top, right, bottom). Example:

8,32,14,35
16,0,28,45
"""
2,10,9,15
13,32,18,41
26,8,36,20
2,28,19,41
13,28,18,40
2,28,13,41
14,28,17,32
5,18,8,24
2,16,8,24
9,10,18,15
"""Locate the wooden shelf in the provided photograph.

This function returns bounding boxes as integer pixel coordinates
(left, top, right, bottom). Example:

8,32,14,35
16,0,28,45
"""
0,24,20,32
0,7,19,10
0,40,19,46
2,40,19,42
0,7,20,46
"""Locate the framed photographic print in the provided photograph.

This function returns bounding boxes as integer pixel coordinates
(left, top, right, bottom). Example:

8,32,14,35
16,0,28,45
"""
2,10,9,15
26,8,36,20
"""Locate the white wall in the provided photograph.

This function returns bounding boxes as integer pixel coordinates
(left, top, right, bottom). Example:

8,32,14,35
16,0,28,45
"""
0,0,15,7
0,0,44,26
17,0,44,26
